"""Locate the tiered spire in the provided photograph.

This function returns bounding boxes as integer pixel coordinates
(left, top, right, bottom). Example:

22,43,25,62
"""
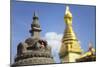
29,12,41,39
63,6,77,42
60,6,82,62
62,6,82,53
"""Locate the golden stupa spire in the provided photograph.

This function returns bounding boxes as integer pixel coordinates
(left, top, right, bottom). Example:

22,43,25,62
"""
65,6,70,14
64,6,72,26
62,6,76,42
65,6,72,17
59,6,82,62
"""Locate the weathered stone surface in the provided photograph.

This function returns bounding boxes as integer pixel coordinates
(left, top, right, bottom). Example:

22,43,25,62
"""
13,12,54,66
14,57,54,66
14,39,54,65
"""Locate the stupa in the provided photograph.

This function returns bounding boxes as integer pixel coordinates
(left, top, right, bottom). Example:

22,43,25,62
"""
59,6,82,63
13,12,54,66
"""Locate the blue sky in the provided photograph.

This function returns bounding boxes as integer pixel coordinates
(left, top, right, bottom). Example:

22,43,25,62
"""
11,1,96,64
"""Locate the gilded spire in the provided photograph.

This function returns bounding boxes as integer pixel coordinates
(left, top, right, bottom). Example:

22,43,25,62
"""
65,6,72,17
60,6,82,62
64,6,72,26
63,6,76,42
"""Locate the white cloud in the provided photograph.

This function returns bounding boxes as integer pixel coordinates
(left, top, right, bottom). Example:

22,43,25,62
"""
44,32,63,63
